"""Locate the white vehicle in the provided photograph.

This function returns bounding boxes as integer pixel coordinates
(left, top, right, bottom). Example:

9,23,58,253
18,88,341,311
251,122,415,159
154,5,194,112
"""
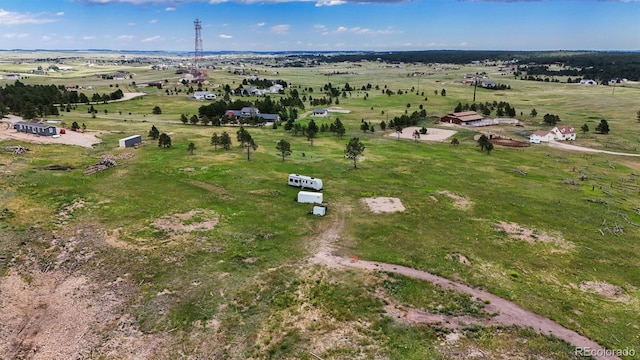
288,174,323,191
297,191,323,204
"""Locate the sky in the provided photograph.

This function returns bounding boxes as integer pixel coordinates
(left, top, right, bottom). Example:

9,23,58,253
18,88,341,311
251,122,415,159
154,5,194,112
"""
0,0,639,52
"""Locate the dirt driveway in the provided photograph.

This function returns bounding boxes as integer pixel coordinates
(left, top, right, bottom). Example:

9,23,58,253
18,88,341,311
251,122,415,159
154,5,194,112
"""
311,206,620,360
548,140,640,157
388,126,457,142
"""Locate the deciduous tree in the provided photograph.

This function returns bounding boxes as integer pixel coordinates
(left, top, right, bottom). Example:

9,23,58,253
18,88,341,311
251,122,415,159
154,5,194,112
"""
345,137,365,169
276,139,292,161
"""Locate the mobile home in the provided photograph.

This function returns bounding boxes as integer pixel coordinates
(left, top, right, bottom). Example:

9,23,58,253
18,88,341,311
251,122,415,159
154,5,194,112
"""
288,174,323,191
297,191,323,204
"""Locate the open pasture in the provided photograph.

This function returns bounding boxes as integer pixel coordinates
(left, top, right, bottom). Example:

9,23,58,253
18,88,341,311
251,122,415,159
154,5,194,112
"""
1,52,639,359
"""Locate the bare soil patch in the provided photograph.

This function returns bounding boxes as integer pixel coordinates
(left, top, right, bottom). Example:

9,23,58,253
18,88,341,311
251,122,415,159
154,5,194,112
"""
387,126,457,142
494,221,573,250
152,209,219,234
579,281,629,302
362,197,405,214
437,190,473,210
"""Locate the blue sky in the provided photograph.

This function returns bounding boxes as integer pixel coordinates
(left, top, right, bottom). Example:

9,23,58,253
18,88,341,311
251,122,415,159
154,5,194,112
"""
0,0,638,51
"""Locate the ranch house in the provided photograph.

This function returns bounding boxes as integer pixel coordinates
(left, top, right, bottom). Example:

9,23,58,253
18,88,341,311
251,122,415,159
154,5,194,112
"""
550,125,576,141
14,121,57,136
529,125,576,143
193,91,216,100
312,108,328,117
529,130,554,143
226,107,280,124
580,79,597,86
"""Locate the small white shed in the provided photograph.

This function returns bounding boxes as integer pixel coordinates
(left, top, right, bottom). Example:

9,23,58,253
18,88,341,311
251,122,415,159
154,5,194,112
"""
119,135,142,148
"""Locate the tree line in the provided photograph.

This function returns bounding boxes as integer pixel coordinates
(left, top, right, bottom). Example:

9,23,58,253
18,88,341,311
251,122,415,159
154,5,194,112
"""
0,81,124,120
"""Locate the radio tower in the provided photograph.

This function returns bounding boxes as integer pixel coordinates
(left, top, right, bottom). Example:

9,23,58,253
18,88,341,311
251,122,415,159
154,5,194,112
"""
194,18,204,69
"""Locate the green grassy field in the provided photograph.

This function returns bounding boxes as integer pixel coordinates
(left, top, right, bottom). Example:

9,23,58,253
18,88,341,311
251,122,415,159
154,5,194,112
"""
1,53,639,359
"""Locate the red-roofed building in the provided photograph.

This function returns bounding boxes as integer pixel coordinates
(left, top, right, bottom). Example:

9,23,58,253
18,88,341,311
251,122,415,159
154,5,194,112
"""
529,125,576,144
440,111,484,126
529,130,553,143
551,125,576,141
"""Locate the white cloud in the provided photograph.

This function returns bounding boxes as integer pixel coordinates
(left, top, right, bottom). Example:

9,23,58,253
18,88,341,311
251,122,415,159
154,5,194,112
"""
128,22,136,26
315,0,346,6
117,35,135,40
56,12,65,16
256,22,266,27
82,36,97,40
219,34,233,39
41,35,51,41
165,7,176,11
142,35,163,42
0,9,59,25
150,19,158,24
333,25,399,35
270,24,290,35
2,33,29,39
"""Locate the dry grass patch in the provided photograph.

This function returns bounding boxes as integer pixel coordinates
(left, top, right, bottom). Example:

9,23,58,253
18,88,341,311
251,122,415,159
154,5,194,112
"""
446,253,471,266
152,209,219,235
578,281,630,302
437,191,473,210
362,197,405,214
493,221,574,250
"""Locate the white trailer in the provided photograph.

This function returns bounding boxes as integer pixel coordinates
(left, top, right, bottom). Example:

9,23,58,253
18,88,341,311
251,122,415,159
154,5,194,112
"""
288,174,323,191
297,191,323,204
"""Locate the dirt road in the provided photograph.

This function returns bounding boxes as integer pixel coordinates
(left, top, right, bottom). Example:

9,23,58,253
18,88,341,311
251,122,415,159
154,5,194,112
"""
548,140,640,157
311,211,620,360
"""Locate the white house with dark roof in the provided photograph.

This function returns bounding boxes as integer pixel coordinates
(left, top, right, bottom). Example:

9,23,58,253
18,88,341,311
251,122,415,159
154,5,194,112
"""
312,108,328,117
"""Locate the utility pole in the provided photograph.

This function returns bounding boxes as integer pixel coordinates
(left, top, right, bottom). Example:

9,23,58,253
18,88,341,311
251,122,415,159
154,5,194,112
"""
473,74,478,102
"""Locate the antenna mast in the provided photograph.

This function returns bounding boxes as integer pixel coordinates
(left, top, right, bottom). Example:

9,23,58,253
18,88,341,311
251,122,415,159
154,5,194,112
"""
194,19,203,69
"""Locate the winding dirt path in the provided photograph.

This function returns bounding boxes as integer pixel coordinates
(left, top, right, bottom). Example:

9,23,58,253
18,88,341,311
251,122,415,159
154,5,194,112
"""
310,210,620,360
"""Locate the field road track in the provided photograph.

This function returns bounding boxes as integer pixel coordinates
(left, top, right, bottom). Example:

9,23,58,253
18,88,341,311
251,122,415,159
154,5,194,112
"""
548,140,640,157
310,211,621,360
